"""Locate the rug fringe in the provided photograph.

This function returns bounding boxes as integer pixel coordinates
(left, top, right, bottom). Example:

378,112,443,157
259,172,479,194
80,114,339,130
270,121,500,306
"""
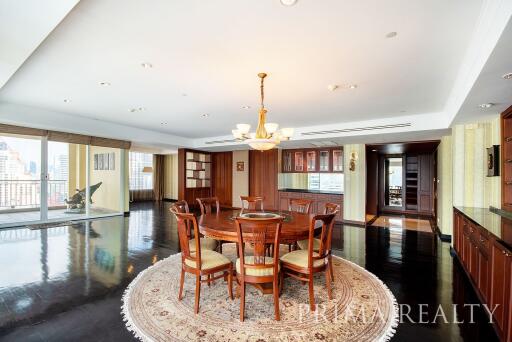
121,255,181,342
336,256,399,342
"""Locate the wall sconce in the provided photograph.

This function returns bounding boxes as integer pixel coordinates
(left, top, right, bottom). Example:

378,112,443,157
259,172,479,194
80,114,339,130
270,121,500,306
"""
349,151,358,171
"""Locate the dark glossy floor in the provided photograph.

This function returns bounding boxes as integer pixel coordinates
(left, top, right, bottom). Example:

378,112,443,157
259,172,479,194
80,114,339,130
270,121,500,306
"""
0,202,499,341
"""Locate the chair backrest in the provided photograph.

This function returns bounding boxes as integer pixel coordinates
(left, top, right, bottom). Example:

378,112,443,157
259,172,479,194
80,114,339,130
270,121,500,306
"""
172,200,190,213
323,202,340,215
307,213,336,268
197,197,220,215
235,216,283,279
170,207,202,269
240,196,264,214
288,198,313,214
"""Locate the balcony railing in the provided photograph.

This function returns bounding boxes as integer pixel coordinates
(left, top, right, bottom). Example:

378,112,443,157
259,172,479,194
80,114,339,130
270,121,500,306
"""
0,180,68,211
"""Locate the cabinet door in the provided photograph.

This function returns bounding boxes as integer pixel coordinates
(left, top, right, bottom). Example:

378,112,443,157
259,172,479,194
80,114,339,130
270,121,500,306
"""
306,151,317,172
279,195,289,211
282,151,293,172
319,150,330,172
453,212,460,253
490,240,512,336
332,149,343,172
477,248,490,303
469,237,479,282
418,154,432,212
294,151,304,172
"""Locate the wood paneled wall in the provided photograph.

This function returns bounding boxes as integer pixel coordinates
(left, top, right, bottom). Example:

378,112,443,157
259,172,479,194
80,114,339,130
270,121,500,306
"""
249,150,279,210
212,151,233,207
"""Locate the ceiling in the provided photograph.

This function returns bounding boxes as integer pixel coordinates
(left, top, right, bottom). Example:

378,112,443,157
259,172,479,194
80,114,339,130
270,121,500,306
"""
367,141,440,155
0,0,511,151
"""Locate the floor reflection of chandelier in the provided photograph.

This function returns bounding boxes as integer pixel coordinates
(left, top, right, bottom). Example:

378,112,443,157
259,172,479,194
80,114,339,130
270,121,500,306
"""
232,73,294,151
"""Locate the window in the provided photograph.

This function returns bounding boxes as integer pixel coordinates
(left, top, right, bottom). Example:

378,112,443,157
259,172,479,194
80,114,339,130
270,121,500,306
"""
307,173,344,193
129,152,153,190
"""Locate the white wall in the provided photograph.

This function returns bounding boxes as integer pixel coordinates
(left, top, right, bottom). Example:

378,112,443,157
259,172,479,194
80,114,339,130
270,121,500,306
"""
343,144,366,223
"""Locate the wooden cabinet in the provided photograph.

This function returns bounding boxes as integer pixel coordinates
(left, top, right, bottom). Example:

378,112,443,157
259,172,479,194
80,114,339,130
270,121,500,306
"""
490,240,512,339
454,208,512,341
294,151,304,172
306,151,317,172
281,147,344,173
279,191,343,222
501,106,512,212
332,149,343,172
418,154,433,213
319,150,330,172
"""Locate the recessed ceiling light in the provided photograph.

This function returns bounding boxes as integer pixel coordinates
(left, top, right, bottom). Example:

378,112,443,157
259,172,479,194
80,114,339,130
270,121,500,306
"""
160,122,167,125
201,113,210,118
327,85,339,91
242,105,251,109
280,0,298,6
478,103,494,109
502,73,512,80
129,107,146,112
99,81,111,86
348,84,358,89
386,32,398,38
141,62,153,68
182,93,188,97
400,110,407,113
63,99,70,103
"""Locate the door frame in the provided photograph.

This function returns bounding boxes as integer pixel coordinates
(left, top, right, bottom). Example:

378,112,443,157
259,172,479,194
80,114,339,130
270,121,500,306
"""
378,154,406,214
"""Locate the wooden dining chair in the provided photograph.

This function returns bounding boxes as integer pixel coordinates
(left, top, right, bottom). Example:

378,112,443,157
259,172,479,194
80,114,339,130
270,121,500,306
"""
288,198,313,214
235,216,283,321
296,203,339,281
240,196,264,214
196,197,220,215
284,198,313,252
170,209,233,314
280,213,336,311
170,201,218,252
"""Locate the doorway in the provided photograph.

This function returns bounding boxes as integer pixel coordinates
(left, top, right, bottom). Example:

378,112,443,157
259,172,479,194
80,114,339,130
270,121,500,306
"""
380,155,405,213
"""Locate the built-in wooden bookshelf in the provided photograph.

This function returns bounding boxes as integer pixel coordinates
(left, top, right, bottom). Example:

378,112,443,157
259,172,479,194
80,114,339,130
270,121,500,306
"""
185,151,211,188
178,149,212,207
405,155,418,210
501,105,512,212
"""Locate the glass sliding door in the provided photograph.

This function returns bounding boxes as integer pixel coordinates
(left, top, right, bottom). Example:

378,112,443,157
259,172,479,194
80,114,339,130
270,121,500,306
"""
47,141,90,221
0,134,42,226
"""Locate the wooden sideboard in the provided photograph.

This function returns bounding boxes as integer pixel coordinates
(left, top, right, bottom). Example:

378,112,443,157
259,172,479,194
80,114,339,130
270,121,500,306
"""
453,207,512,341
278,190,343,222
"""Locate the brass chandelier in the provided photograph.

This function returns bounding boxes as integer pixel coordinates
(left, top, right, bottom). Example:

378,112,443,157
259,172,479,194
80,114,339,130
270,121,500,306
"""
232,73,294,151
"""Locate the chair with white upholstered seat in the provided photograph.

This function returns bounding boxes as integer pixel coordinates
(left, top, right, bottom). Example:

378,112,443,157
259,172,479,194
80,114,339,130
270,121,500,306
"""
296,202,340,281
170,208,233,314
280,213,336,311
235,215,283,321
170,200,218,252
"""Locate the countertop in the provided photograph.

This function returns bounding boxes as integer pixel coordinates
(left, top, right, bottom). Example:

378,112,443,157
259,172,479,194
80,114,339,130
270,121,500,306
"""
278,188,343,196
454,206,512,250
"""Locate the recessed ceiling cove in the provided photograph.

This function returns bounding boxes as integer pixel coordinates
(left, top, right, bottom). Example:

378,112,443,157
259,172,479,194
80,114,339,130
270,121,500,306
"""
0,0,485,141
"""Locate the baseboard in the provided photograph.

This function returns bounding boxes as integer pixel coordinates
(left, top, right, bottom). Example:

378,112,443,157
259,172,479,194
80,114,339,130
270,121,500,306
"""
342,219,366,227
435,225,451,242
163,198,177,202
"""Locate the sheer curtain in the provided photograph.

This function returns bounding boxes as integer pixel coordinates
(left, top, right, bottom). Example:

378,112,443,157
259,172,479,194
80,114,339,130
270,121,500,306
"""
129,152,154,201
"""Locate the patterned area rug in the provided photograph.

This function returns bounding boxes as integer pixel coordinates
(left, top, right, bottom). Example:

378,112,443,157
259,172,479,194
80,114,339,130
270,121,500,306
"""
122,245,398,341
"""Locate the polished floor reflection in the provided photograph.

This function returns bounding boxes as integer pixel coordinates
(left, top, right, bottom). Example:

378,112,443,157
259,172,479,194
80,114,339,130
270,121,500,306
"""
371,215,433,233
0,202,498,341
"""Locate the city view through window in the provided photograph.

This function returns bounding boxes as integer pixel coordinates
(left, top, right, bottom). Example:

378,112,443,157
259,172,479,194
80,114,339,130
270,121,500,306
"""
0,136,69,211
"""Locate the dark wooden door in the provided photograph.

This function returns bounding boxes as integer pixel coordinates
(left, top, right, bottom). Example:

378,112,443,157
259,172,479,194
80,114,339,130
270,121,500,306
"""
249,150,279,210
489,240,512,338
211,151,233,207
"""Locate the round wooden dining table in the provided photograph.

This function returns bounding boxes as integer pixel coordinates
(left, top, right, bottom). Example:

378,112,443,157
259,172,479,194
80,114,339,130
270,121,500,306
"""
198,209,318,244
